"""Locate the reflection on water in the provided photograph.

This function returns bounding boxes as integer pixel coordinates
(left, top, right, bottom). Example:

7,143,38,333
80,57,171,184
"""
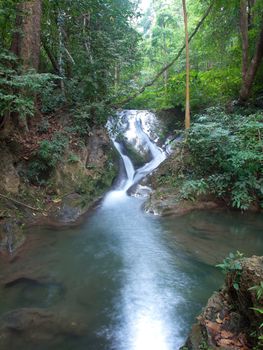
0,200,262,350
0,109,262,350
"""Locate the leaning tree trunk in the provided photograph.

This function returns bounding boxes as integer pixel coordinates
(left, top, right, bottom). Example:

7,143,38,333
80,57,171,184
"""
182,0,190,129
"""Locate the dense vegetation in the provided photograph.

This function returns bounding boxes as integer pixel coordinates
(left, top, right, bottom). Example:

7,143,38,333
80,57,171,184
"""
130,0,263,110
157,107,263,210
0,0,262,211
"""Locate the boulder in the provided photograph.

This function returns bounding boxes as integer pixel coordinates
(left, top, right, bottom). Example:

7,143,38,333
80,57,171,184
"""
0,307,87,345
182,256,263,350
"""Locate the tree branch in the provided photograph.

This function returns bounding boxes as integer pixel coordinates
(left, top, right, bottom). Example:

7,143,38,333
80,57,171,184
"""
116,0,216,107
0,193,42,212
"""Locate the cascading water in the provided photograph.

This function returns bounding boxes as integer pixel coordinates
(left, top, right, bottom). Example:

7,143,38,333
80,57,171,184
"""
104,110,166,203
102,110,185,349
0,110,263,350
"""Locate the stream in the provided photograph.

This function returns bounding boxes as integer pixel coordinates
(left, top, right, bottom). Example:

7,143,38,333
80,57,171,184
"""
0,110,263,350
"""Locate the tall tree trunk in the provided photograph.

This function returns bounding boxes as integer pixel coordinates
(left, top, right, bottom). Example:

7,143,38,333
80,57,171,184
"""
57,10,66,96
11,0,42,70
11,0,42,131
239,24,263,102
182,0,190,129
240,0,249,81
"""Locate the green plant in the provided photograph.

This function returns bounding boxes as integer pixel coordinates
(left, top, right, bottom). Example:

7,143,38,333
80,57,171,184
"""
0,49,57,123
250,282,263,300
249,283,263,348
27,132,68,184
182,108,263,210
180,178,208,201
216,251,244,290
67,153,80,163
72,102,112,136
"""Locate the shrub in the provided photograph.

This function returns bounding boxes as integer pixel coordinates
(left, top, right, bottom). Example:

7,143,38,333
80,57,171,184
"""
181,108,263,209
0,49,57,122
28,132,68,184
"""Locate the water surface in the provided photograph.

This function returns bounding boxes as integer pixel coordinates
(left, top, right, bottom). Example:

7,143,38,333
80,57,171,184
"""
0,111,262,350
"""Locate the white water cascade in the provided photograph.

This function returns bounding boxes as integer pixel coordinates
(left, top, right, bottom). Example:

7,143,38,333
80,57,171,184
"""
101,110,185,350
104,110,166,203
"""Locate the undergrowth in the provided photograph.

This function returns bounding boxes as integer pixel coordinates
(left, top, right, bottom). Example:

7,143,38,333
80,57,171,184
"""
158,107,263,210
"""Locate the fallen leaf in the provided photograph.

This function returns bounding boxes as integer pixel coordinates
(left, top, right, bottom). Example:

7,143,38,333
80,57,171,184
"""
52,198,62,204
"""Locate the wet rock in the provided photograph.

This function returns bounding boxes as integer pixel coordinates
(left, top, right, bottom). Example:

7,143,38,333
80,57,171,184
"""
3,278,65,308
51,193,84,224
0,308,87,344
145,192,220,216
182,256,263,350
0,143,20,194
87,128,112,167
128,184,152,198
0,267,52,287
0,219,25,255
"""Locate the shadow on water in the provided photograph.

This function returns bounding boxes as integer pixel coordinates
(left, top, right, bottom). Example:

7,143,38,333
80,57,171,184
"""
0,111,262,350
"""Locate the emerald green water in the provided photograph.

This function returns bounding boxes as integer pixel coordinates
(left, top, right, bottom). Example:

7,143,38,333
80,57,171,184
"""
0,110,262,349
0,201,262,350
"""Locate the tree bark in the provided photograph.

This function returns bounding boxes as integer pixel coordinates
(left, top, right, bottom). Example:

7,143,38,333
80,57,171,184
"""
240,0,249,81
11,0,42,70
41,36,60,74
10,1,42,131
239,23,263,102
182,0,190,129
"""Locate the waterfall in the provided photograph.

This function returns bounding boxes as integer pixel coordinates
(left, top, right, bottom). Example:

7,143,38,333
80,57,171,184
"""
105,110,166,202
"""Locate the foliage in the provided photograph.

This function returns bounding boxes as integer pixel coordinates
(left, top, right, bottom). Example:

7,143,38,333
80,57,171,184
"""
179,108,263,210
250,282,263,301
28,132,68,184
180,178,208,201
41,0,141,108
0,49,57,121
249,283,263,348
129,0,263,109
67,153,80,164
73,102,112,136
216,251,244,290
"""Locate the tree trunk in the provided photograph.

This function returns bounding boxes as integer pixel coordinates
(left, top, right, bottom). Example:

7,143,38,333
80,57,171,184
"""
41,36,60,74
11,0,42,70
240,0,249,81
182,0,190,129
239,24,263,102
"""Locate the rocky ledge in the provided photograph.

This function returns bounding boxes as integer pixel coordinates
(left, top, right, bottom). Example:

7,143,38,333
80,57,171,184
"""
182,255,263,349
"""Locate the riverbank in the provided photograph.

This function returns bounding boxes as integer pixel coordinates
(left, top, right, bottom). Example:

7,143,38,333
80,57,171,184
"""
145,106,263,217
181,255,263,350
0,110,118,256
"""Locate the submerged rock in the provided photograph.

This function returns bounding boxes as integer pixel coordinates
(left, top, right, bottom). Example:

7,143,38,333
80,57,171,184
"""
0,307,87,345
0,219,25,255
182,256,263,350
